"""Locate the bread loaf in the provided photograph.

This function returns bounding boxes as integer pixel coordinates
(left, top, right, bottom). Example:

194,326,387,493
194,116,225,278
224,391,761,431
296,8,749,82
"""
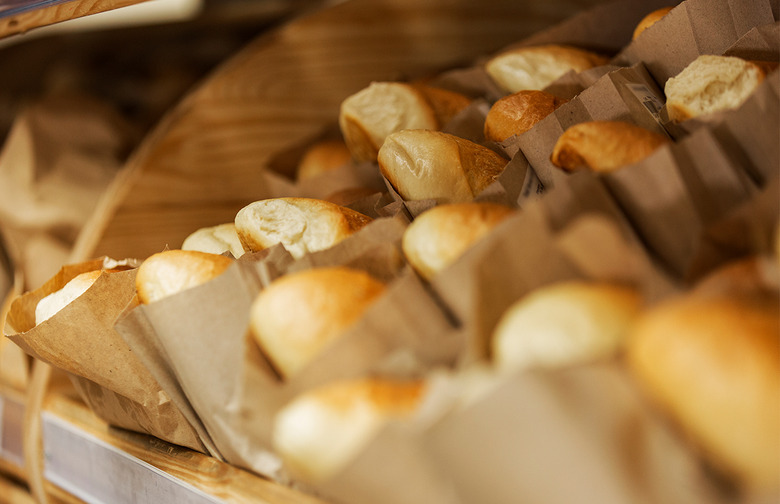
402,202,515,280
485,44,609,94
35,270,103,325
664,55,766,122
135,249,233,304
483,90,567,142
626,292,780,490
632,6,673,40
272,377,425,481
234,197,372,259
492,281,642,370
550,120,669,173
181,223,245,258
249,267,386,378
296,139,353,181
378,129,507,203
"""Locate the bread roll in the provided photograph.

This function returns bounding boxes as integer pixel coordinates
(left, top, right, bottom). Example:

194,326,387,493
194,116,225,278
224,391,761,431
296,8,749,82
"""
664,55,766,122
550,120,669,173
234,197,372,259
626,293,780,490
35,270,103,325
272,377,425,481
485,44,609,94
693,256,779,302
378,129,507,203
135,249,233,304
632,6,673,40
492,281,642,371
402,202,515,280
181,223,245,258
338,82,439,163
296,139,353,181
413,83,473,127
483,90,567,142
249,267,386,378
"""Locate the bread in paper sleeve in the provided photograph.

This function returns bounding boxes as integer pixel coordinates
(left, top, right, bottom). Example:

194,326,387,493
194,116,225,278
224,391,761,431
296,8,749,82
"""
632,6,674,40
181,223,245,258
378,129,507,203
483,90,567,142
135,249,234,304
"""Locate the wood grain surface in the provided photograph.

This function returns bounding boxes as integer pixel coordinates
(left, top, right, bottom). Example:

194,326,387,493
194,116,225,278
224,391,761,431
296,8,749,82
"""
71,0,609,262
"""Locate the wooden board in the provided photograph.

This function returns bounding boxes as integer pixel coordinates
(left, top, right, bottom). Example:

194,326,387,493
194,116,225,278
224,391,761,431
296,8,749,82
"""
71,0,608,262
0,0,149,39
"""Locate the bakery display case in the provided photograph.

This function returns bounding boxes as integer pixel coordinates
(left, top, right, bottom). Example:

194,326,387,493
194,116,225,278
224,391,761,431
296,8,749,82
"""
1,0,778,503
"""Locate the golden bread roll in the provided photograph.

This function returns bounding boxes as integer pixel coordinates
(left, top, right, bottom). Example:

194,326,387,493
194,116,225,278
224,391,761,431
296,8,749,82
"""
664,55,766,122
338,82,439,163
249,267,386,378
632,6,674,40
181,223,245,258
413,83,473,127
135,249,233,304
492,281,642,370
378,129,507,203
272,377,425,481
234,197,372,259
483,90,567,142
296,138,353,181
551,120,669,173
402,202,515,280
485,44,609,94
35,270,103,325
693,256,779,302
626,293,780,490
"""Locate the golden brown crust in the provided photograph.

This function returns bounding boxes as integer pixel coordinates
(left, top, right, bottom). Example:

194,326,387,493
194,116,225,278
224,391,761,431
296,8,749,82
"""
135,249,233,304
297,139,353,181
484,90,567,142
551,120,669,173
413,84,473,127
632,6,674,40
249,267,386,378
627,294,780,489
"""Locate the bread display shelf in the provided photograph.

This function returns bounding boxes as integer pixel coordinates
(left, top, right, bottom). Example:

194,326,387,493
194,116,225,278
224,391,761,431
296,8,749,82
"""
38,392,326,504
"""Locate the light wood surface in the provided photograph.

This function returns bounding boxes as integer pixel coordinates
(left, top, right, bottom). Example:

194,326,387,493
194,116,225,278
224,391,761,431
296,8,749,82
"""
0,0,149,39
71,0,609,262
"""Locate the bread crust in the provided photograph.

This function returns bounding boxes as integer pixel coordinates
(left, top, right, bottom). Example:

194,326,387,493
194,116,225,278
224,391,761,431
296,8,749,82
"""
551,120,669,173
135,249,233,304
296,139,352,181
632,6,674,40
484,90,567,142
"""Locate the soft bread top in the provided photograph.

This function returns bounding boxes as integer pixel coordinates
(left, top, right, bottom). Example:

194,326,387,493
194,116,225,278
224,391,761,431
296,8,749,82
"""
296,138,353,181
135,249,233,304
551,120,669,173
626,292,780,490
664,55,766,122
234,197,372,260
492,281,642,370
35,270,103,325
402,202,515,280
632,6,673,40
378,129,507,203
272,377,425,481
485,44,609,94
338,82,438,163
484,90,567,142
181,223,245,258
249,267,386,379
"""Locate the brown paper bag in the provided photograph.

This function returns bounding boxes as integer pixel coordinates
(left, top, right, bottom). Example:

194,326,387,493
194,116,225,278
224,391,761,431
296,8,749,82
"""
4,258,205,453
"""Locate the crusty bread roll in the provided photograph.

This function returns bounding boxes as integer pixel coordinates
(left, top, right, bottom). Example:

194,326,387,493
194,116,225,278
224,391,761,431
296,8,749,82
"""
272,377,425,481
664,55,766,122
135,249,234,304
249,267,386,378
234,197,372,259
338,82,439,163
413,83,473,127
402,202,515,280
485,44,609,94
626,293,780,490
492,281,642,371
296,138,353,181
551,120,669,173
378,129,507,203
181,223,245,258
632,6,673,40
483,90,567,142
35,270,103,325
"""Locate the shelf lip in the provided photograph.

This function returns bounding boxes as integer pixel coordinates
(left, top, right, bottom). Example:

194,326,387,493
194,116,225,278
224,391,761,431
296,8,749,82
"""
0,391,25,470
